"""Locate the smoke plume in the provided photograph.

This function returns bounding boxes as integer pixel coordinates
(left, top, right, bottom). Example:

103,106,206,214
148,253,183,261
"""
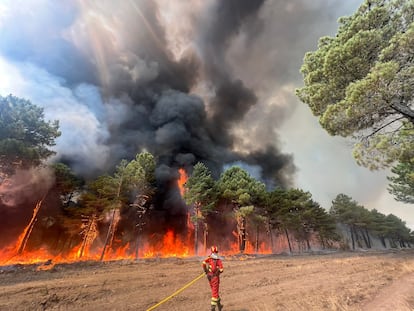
0,0,363,214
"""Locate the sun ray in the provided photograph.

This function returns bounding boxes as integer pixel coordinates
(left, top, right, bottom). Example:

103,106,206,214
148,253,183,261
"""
126,0,166,53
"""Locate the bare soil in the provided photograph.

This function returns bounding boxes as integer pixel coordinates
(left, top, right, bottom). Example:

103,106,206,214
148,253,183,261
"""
0,249,413,311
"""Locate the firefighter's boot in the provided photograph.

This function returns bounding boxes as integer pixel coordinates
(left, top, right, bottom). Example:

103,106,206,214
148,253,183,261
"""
210,305,216,311
217,301,223,311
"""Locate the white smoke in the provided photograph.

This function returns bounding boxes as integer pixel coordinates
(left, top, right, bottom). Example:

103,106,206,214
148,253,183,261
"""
0,57,111,174
0,167,54,206
0,0,412,228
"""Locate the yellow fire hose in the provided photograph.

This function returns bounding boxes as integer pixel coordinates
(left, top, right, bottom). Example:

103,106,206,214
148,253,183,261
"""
146,272,206,311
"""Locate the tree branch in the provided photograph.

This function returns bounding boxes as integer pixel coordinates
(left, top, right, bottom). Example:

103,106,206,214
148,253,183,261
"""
390,101,414,123
364,116,405,139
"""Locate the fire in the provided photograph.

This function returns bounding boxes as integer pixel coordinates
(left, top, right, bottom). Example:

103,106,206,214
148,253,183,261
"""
15,199,43,254
177,168,188,196
0,168,275,267
142,230,192,258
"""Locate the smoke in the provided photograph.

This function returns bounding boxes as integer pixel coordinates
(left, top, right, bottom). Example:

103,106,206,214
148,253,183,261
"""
0,167,54,206
0,0,367,213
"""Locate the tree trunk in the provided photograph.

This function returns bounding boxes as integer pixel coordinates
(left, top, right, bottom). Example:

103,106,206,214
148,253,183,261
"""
194,218,199,256
255,225,259,253
350,225,355,250
17,199,43,254
320,236,326,249
79,217,94,259
390,101,414,123
380,236,386,248
306,238,311,251
365,228,371,248
100,208,117,261
284,228,292,253
239,217,247,253
101,175,124,261
360,228,370,249
203,222,208,255
134,233,140,259
269,228,274,253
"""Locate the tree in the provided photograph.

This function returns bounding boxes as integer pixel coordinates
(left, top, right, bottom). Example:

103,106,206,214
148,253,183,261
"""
266,188,337,253
51,163,83,207
281,189,337,252
183,162,217,255
330,194,366,250
368,209,389,247
296,0,414,169
126,151,156,258
0,95,60,177
217,166,266,253
383,214,412,248
77,175,116,258
265,188,289,252
387,160,414,204
80,152,156,260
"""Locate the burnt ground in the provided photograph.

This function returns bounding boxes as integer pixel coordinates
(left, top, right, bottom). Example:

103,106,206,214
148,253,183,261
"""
0,249,413,311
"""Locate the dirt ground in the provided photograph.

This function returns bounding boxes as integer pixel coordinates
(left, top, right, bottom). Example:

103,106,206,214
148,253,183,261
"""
0,249,413,311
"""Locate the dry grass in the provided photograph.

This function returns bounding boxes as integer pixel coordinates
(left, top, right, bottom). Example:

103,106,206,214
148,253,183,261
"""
0,249,413,311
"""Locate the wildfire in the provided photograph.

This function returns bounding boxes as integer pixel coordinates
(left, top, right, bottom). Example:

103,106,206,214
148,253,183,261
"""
0,168,274,267
142,230,191,258
177,168,188,196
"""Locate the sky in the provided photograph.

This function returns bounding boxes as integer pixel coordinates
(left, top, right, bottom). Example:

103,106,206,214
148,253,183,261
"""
0,0,412,229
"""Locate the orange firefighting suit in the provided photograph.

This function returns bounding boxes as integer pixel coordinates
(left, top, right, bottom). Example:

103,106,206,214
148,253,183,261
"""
202,255,224,307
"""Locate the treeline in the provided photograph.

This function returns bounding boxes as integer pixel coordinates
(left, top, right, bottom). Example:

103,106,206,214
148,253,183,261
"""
184,162,414,253
0,94,413,258
23,154,414,257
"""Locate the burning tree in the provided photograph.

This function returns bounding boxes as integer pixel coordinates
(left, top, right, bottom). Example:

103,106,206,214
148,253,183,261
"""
183,162,217,255
80,152,156,260
126,152,156,259
0,95,61,258
217,166,266,253
51,163,83,208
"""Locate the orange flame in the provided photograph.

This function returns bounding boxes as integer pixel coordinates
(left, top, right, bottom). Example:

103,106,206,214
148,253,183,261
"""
177,168,187,196
0,168,276,267
141,229,192,258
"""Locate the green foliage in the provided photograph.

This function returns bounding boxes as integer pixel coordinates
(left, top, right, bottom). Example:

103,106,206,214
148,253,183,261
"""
125,151,157,200
217,166,267,252
236,205,255,218
330,194,362,225
80,152,157,214
297,0,414,169
81,174,118,215
0,94,60,174
330,194,412,246
387,160,414,203
183,162,217,216
217,166,266,207
51,162,83,206
266,188,338,246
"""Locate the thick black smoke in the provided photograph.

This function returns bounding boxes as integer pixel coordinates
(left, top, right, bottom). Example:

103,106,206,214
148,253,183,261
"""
68,1,295,192
1,0,296,213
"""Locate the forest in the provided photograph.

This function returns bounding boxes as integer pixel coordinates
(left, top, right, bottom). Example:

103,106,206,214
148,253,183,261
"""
0,94,412,266
0,1,413,266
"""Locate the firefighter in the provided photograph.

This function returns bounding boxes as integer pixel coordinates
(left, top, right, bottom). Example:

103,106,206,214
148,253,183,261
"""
202,245,224,311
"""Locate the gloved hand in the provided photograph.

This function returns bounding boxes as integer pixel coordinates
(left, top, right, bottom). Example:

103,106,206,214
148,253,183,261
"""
207,274,212,281
203,267,208,274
